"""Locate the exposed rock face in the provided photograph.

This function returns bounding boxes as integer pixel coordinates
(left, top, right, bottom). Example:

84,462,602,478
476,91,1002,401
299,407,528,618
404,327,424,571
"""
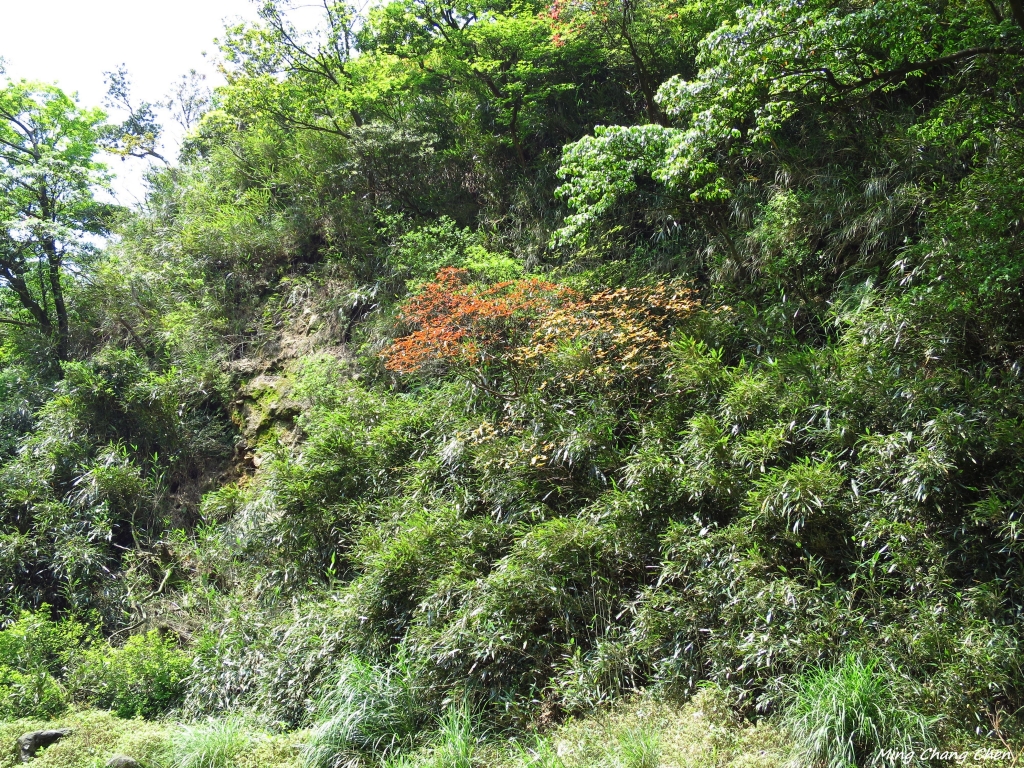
105,756,140,768
16,729,71,762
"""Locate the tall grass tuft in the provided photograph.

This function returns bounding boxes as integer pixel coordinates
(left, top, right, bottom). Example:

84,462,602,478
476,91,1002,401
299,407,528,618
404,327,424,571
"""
169,716,252,768
616,726,660,768
784,654,937,768
304,653,428,768
429,701,477,768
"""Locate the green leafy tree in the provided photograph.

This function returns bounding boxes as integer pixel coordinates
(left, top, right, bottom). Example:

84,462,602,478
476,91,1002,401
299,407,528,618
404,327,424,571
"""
554,0,1024,310
555,0,1024,228
0,80,114,361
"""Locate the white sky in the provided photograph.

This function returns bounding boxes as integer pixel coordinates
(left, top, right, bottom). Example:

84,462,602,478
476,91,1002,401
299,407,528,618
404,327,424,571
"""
0,0,293,206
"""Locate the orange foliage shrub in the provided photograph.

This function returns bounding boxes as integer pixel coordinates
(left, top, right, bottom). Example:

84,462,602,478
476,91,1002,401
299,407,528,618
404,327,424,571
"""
385,269,700,395
383,267,572,374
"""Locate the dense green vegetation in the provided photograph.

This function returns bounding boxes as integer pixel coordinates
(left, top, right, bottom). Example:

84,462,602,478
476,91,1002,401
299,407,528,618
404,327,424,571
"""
2,0,1024,764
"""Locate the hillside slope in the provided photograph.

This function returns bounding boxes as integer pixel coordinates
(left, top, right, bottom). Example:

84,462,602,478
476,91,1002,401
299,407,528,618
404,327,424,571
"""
1,0,1024,765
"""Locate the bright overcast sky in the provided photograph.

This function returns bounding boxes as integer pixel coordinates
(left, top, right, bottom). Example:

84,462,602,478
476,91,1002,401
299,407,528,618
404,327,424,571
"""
0,0,273,205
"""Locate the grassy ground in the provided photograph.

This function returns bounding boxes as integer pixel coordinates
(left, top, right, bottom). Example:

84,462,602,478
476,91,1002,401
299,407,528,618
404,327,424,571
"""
0,709,305,768
497,689,788,768
0,691,784,768
0,689,1016,768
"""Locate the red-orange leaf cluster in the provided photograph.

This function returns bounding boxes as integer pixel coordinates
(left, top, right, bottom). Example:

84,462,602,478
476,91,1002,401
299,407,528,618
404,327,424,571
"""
383,268,573,374
539,0,615,46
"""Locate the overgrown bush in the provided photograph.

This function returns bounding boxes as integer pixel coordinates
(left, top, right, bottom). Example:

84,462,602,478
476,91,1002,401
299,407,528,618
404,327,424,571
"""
0,608,92,719
74,630,192,718
0,347,232,621
0,666,67,720
0,608,92,676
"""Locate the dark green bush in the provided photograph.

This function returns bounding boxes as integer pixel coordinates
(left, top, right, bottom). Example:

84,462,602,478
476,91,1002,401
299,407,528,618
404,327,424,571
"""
0,345,233,620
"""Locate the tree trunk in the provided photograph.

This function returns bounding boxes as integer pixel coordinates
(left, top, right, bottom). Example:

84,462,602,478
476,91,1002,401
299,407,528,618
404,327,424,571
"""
45,245,69,360
1009,0,1024,29
620,0,664,125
